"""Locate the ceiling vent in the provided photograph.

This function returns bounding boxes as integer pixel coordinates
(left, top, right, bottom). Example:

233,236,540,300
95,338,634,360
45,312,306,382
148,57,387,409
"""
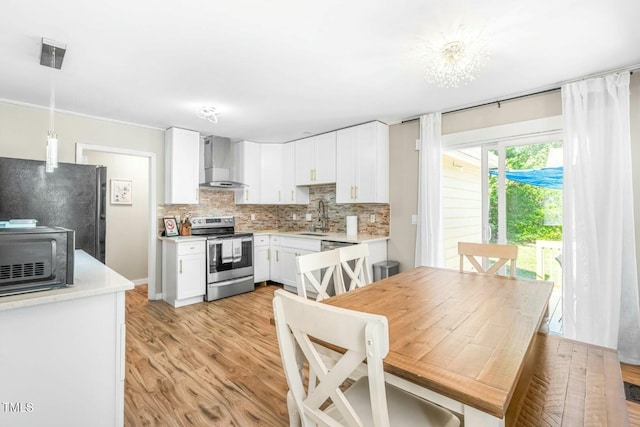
40,38,66,70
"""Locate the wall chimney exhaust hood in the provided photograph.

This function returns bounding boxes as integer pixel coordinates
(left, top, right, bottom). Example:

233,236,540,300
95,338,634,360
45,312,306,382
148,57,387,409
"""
200,136,246,189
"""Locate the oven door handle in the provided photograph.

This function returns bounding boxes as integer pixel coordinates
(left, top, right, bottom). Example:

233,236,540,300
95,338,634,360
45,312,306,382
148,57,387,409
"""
211,276,252,287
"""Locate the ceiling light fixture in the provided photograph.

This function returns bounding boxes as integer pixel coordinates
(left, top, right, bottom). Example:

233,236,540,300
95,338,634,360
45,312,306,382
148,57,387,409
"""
46,83,58,172
423,25,488,88
42,39,65,173
197,107,220,124
40,38,66,70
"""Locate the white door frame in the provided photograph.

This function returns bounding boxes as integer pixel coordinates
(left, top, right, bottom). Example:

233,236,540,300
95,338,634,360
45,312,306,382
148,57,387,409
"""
75,143,159,300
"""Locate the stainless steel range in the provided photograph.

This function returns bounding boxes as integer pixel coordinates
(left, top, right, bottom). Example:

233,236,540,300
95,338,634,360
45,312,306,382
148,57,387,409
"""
190,216,254,301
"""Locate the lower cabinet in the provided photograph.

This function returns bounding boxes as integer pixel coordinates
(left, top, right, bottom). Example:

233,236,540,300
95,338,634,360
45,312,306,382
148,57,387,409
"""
162,239,206,307
278,236,321,293
270,235,281,283
254,234,388,296
253,234,270,283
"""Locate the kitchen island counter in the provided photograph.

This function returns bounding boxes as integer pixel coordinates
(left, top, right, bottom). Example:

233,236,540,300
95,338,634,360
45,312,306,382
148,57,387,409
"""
0,249,131,427
0,249,134,312
157,235,207,243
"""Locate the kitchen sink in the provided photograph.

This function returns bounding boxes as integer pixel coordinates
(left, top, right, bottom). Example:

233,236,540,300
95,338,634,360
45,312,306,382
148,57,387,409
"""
296,232,328,236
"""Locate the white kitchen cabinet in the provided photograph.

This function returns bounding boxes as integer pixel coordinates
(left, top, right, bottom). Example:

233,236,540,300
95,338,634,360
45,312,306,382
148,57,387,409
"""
336,121,389,203
270,235,281,282
234,140,261,204
277,236,321,292
165,127,201,204
162,239,206,307
282,142,309,204
294,132,336,185
253,234,271,283
260,144,283,204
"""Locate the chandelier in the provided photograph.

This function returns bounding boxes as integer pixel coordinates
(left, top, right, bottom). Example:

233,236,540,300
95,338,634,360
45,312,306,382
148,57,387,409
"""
423,26,488,88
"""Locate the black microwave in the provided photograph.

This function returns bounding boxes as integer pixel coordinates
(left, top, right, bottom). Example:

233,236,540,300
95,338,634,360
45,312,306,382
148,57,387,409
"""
0,226,75,296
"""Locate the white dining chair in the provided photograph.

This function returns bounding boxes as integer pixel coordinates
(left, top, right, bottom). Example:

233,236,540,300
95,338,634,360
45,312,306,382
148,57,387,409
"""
458,241,518,278
338,244,372,291
272,289,460,427
295,249,344,301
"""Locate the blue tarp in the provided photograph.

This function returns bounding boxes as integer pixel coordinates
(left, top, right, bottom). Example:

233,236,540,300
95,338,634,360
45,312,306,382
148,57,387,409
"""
489,166,563,190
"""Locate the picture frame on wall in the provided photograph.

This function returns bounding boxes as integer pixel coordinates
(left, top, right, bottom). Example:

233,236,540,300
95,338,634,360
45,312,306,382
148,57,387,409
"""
163,217,179,237
110,179,132,205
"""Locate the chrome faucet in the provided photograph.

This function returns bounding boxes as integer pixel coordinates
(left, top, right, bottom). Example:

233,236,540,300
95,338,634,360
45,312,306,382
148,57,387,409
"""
316,200,328,232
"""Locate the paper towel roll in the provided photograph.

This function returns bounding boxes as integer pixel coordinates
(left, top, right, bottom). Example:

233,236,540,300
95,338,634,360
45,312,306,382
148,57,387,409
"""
346,216,358,236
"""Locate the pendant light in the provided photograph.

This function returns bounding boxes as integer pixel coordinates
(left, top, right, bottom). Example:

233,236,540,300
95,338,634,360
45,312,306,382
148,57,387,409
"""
45,85,58,172
41,38,66,172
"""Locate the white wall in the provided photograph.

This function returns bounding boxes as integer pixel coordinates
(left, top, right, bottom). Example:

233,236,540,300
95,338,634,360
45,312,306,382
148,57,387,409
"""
84,151,149,282
388,120,420,272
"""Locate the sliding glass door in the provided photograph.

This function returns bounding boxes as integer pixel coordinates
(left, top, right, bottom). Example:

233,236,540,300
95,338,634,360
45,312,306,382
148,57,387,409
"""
481,140,563,280
443,139,563,277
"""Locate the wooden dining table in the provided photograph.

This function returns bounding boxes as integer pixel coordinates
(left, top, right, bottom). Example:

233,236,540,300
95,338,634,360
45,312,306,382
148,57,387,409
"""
323,266,553,427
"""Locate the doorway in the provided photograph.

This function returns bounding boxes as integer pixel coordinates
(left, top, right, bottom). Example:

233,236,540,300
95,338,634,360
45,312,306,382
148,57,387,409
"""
76,143,158,300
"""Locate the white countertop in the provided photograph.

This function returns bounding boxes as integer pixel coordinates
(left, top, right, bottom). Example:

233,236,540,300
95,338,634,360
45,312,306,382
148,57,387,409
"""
0,250,134,312
158,235,207,243
159,231,388,244
253,231,389,244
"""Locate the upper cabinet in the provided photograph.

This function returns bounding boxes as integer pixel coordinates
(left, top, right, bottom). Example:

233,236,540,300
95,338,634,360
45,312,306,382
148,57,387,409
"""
294,132,336,186
234,141,308,205
336,121,389,204
165,127,200,204
282,143,309,204
260,144,282,204
234,140,261,204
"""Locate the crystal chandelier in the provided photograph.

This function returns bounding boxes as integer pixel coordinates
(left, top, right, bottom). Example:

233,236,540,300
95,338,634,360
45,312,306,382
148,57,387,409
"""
424,26,488,88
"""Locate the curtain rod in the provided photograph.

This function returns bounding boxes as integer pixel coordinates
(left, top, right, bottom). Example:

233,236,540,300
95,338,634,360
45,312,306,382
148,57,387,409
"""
401,67,637,123
444,87,560,115
400,87,560,123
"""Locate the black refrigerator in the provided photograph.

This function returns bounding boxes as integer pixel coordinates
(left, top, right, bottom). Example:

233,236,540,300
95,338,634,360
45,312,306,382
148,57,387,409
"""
0,157,106,262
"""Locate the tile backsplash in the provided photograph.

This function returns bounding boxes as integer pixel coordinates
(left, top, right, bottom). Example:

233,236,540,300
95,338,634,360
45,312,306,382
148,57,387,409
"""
158,184,389,236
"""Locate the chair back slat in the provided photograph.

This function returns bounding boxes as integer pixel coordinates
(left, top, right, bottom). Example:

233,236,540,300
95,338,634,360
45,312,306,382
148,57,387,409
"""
338,244,372,291
458,241,518,278
296,250,344,301
273,289,390,426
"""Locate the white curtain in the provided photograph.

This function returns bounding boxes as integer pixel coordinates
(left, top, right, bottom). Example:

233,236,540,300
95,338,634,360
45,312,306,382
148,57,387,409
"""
562,71,640,363
415,113,445,267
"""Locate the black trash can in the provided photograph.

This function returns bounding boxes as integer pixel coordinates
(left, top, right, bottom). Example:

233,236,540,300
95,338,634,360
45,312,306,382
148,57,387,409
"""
372,260,399,282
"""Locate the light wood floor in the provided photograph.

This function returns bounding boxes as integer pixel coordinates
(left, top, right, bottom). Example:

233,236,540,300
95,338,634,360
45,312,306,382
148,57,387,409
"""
124,284,289,426
125,284,640,426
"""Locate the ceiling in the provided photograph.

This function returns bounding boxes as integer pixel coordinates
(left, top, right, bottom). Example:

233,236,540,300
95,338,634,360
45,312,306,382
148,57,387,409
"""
2,0,640,143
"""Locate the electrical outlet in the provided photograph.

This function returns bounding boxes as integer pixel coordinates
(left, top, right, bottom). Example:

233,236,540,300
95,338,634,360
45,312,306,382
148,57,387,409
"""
292,213,297,220
370,214,376,223
411,214,417,225
250,214,256,221
305,214,312,221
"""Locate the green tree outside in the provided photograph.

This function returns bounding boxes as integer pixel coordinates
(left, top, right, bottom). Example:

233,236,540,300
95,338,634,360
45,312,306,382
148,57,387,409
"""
488,141,563,245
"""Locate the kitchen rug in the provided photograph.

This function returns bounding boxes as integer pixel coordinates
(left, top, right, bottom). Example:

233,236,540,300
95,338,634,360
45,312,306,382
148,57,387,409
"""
624,381,640,403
